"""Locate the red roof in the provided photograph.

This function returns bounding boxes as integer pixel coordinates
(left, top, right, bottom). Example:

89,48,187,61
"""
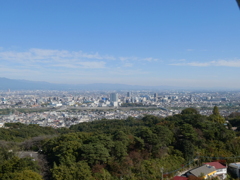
204,162,226,169
173,176,188,180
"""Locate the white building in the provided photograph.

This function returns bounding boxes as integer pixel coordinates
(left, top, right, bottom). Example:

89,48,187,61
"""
0,123,4,128
64,101,75,106
111,101,118,107
205,162,227,179
50,103,62,107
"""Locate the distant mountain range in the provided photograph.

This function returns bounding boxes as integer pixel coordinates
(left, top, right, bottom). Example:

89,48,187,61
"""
0,77,175,91
1,77,235,91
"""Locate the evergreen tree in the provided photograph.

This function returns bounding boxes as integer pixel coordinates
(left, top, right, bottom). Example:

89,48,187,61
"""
213,106,220,115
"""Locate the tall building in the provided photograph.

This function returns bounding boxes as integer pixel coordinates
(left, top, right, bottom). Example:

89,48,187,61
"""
154,93,158,102
110,93,118,102
127,92,131,98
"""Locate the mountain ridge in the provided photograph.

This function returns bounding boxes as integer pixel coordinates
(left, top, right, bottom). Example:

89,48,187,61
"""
1,77,234,91
0,77,174,91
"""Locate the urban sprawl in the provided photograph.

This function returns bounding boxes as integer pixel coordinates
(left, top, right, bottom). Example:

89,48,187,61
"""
1,90,240,128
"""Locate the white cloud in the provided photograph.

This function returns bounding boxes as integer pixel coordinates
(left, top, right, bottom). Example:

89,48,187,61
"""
213,60,240,67
124,63,133,67
0,49,114,61
0,47,161,84
142,57,158,62
170,59,240,67
119,56,158,62
0,48,160,72
169,62,208,67
77,61,106,68
0,48,111,69
119,57,138,61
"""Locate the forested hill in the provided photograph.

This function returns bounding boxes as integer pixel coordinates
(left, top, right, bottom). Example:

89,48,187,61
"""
1,107,240,179
0,122,59,142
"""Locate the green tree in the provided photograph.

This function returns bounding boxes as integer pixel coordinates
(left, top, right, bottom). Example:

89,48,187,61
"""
181,108,198,115
209,106,225,124
87,134,114,151
142,115,162,126
213,106,220,115
112,141,128,160
42,132,89,166
152,125,173,146
9,170,43,180
181,140,195,161
51,161,93,180
209,114,225,124
0,156,41,180
113,131,129,146
80,143,110,165
180,124,198,142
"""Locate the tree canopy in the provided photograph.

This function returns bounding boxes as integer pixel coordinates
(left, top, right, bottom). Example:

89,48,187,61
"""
0,106,239,179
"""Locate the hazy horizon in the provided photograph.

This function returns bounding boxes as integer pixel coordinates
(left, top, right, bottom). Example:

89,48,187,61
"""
1,1,240,89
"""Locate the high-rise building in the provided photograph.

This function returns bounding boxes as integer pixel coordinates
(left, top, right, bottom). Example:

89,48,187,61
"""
154,93,158,102
110,93,118,102
127,92,131,98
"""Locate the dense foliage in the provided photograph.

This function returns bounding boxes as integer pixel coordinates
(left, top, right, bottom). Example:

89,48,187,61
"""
0,123,59,142
1,106,240,179
0,141,43,180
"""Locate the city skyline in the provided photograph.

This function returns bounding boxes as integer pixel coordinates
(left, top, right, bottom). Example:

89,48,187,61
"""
1,1,240,88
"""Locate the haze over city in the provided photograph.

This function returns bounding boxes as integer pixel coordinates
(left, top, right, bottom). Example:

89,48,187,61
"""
1,1,240,89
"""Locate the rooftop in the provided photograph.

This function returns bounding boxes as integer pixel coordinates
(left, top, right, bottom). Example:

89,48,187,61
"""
229,162,240,168
204,162,226,169
189,165,216,177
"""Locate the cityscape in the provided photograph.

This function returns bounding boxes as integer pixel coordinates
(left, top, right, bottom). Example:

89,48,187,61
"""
1,90,240,128
1,0,240,179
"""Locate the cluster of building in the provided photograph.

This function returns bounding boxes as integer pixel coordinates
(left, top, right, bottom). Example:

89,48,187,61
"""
173,161,240,179
0,108,174,128
1,90,240,110
0,90,240,128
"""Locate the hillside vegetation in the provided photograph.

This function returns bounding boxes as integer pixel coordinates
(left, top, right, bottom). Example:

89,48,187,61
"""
0,106,240,179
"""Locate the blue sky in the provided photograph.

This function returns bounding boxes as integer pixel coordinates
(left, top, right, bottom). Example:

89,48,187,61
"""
0,0,240,89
